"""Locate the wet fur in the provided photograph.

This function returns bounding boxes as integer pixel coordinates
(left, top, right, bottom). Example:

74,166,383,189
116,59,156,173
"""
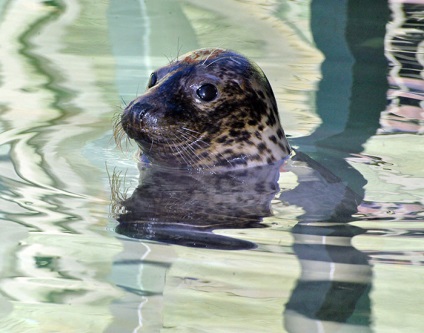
116,48,291,171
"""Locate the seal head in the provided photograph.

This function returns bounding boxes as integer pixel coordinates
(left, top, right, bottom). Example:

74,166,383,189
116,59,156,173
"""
120,48,291,170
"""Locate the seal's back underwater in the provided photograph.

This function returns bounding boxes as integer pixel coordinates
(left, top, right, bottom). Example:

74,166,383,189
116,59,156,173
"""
119,48,291,170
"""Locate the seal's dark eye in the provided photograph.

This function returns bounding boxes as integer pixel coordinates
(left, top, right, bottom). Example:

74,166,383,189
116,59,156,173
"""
196,84,218,102
147,72,157,88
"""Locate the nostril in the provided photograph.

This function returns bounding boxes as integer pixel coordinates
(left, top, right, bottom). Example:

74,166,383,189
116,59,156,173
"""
121,101,155,140
126,102,151,122
122,102,151,125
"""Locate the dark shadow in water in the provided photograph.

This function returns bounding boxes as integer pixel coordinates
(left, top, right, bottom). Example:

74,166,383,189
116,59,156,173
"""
285,224,372,330
292,0,389,196
282,0,389,331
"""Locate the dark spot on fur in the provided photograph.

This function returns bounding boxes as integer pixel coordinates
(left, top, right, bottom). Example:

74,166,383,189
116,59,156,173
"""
269,135,277,144
276,128,283,139
266,112,276,127
233,121,245,129
202,137,211,144
216,135,227,143
229,129,240,137
207,124,221,135
240,130,251,140
254,131,262,140
198,151,209,159
248,119,257,126
258,143,267,152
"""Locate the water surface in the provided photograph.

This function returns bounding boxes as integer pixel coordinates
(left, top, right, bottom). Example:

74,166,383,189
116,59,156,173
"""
0,1,423,332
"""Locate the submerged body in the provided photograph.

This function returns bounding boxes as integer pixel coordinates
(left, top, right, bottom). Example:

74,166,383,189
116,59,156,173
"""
119,48,291,171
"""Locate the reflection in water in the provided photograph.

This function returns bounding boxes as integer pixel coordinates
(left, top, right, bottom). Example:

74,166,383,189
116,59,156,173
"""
115,151,360,245
294,0,389,196
383,1,424,135
113,149,369,330
115,161,284,250
281,0,389,330
285,224,372,332
0,1,121,332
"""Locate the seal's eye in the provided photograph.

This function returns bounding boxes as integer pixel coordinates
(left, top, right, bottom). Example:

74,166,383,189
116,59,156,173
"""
147,72,157,88
196,84,218,102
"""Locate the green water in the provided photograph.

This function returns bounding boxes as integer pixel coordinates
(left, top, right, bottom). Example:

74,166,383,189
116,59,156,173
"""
0,0,423,332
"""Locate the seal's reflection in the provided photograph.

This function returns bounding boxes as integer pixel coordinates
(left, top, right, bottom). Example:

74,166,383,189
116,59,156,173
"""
113,152,372,331
116,159,283,250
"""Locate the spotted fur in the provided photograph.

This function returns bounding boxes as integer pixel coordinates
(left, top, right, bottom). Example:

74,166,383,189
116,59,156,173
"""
119,48,291,171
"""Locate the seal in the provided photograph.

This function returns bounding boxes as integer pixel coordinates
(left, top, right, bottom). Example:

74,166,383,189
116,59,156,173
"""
117,48,291,170
112,49,363,250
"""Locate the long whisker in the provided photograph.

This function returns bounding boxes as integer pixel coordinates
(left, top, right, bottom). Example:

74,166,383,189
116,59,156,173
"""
175,129,235,169
176,38,182,62
201,48,220,66
181,126,202,134
171,133,200,167
166,136,192,167
204,55,242,68
112,112,131,150
175,130,208,151
173,130,213,170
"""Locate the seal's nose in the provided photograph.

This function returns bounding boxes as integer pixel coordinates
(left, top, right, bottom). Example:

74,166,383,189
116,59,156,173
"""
126,101,150,122
120,102,145,138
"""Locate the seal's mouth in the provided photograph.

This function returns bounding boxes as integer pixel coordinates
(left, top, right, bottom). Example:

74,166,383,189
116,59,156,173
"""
121,100,200,146
121,109,194,154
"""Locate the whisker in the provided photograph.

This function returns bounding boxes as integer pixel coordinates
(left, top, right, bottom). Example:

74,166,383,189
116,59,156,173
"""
181,126,202,135
176,37,182,62
136,83,142,98
166,136,192,167
171,133,200,167
106,164,130,216
164,53,172,65
175,129,208,150
205,55,242,68
175,129,235,169
112,113,131,150
202,48,220,66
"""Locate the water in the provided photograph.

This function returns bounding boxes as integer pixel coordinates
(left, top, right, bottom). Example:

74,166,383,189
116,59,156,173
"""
0,0,423,332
